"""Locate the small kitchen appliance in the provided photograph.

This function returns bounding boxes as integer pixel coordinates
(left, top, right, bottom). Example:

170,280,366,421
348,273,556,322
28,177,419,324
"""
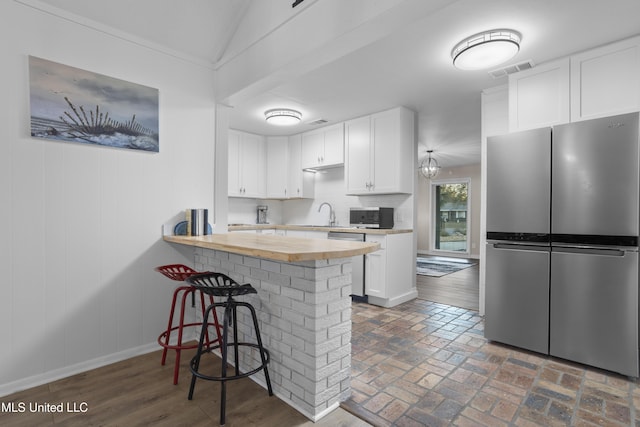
350,207,394,229
256,205,268,224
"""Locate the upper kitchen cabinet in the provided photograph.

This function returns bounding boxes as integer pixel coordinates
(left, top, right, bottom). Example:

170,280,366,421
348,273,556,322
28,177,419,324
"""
288,134,314,199
265,136,289,198
345,106,414,195
228,129,265,198
570,36,640,122
265,134,314,199
509,58,570,132
300,123,344,170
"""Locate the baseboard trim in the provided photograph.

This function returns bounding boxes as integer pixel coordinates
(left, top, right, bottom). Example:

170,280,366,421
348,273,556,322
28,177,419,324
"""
0,342,159,398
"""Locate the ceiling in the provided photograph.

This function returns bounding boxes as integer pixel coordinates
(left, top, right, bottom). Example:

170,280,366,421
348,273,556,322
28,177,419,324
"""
33,0,640,167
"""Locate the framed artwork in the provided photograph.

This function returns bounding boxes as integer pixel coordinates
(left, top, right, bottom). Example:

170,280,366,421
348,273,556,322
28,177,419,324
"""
29,56,159,152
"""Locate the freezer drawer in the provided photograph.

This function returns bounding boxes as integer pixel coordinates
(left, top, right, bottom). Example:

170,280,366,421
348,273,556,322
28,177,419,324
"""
485,243,550,354
550,247,639,377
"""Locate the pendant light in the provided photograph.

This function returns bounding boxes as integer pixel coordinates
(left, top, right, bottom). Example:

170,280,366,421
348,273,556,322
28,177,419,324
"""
420,150,440,179
264,108,302,125
452,29,521,70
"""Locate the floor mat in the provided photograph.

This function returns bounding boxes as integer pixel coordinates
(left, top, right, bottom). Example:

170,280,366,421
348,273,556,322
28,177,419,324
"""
416,256,477,277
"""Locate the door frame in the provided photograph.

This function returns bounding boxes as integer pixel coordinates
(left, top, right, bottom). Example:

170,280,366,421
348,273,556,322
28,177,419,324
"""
430,178,471,255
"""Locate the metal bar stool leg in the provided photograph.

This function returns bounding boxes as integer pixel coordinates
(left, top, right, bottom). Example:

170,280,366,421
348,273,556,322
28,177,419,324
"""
160,286,182,366
243,301,274,396
172,287,193,385
220,300,233,426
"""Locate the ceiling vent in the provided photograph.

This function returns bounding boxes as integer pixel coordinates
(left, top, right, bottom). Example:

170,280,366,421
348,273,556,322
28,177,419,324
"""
488,59,535,79
307,118,328,126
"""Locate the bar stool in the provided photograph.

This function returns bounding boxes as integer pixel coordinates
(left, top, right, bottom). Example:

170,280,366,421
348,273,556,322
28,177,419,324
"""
185,272,273,425
155,264,223,385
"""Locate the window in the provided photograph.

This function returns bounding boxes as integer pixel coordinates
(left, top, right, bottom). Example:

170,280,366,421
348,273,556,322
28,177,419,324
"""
432,180,470,253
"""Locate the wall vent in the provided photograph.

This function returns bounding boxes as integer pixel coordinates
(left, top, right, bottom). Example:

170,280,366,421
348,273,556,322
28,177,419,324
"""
307,118,328,125
489,59,535,79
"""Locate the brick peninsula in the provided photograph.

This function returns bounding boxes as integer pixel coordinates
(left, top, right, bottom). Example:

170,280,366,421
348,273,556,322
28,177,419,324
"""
163,233,379,421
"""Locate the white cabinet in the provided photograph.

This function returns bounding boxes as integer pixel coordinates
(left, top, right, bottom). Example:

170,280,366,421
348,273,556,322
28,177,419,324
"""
228,130,265,198
301,123,344,169
509,58,570,132
365,235,387,299
285,229,328,239
570,36,640,122
365,232,415,307
266,136,289,198
287,134,314,199
345,106,414,195
265,135,314,199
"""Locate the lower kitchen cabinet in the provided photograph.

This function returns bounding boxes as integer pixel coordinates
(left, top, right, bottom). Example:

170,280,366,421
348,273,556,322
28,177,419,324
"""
365,232,416,307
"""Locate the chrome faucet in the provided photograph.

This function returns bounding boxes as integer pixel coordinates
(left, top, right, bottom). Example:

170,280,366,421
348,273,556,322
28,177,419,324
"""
318,202,336,226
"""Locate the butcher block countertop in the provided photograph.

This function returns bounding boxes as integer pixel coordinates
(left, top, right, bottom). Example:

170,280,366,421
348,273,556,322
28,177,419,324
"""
163,233,380,262
228,224,413,235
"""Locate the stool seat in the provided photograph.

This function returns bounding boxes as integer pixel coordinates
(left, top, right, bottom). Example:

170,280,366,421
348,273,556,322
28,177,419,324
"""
186,272,273,425
155,264,223,385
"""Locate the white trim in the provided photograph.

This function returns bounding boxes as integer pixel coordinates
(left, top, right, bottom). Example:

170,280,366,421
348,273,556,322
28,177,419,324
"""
14,0,215,69
0,342,159,398
430,178,472,255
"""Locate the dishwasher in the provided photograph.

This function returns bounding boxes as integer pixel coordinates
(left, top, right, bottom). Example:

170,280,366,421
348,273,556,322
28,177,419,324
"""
327,231,366,300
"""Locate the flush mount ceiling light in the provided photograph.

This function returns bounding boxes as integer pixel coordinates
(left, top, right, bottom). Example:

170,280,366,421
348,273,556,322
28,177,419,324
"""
419,150,440,179
452,29,521,70
264,108,302,125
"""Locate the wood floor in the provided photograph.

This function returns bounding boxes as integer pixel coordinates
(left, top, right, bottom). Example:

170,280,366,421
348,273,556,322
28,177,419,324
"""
0,347,370,427
415,256,479,311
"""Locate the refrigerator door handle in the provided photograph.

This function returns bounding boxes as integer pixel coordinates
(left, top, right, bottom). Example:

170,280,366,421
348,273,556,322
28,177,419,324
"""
492,243,550,252
552,246,626,257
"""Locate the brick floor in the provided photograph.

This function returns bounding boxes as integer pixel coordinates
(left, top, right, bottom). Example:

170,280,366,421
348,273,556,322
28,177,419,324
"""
341,299,640,426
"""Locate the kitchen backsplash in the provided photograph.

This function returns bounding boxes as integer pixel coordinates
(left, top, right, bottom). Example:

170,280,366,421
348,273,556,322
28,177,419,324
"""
228,167,414,229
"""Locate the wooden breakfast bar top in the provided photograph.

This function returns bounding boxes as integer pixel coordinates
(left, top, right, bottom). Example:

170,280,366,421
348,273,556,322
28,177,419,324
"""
163,232,380,262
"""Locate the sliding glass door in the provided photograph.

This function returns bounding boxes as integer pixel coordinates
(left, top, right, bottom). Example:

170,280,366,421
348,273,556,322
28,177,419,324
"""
432,180,470,253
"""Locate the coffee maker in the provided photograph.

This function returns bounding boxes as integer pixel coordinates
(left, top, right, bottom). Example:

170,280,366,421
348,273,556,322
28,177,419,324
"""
257,205,268,224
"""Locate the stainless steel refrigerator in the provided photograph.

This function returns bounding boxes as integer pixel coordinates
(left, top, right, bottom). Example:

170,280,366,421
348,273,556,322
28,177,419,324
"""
550,113,639,377
486,112,640,377
485,127,551,355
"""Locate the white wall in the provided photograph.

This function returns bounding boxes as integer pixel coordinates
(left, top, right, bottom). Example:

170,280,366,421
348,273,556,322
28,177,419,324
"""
0,1,216,395
416,164,481,258
228,167,414,229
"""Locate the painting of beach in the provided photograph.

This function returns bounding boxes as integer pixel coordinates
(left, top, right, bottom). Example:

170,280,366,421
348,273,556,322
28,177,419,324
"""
28,56,159,152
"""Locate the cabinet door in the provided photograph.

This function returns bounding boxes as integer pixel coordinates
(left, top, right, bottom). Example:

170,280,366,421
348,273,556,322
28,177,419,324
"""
509,58,570,131
345,116,371,194
239,132,265,198
571,36,640,122
322,123,344,167
366,250,386,298
228,131,242,196
371,109,401,193
288,134,314,198
266,136,289,198
301,130,324,169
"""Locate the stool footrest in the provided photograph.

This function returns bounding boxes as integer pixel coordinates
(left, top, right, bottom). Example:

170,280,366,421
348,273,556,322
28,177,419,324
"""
157,322,221,351
189,343,270,382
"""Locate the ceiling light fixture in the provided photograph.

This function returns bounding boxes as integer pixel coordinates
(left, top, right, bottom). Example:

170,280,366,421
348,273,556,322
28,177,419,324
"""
452,29,521,70
264,108,302,125
419,150,440,179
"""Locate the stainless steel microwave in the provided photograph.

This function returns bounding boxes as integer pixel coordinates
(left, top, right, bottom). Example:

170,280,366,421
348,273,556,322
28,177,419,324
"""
349,207,394,229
